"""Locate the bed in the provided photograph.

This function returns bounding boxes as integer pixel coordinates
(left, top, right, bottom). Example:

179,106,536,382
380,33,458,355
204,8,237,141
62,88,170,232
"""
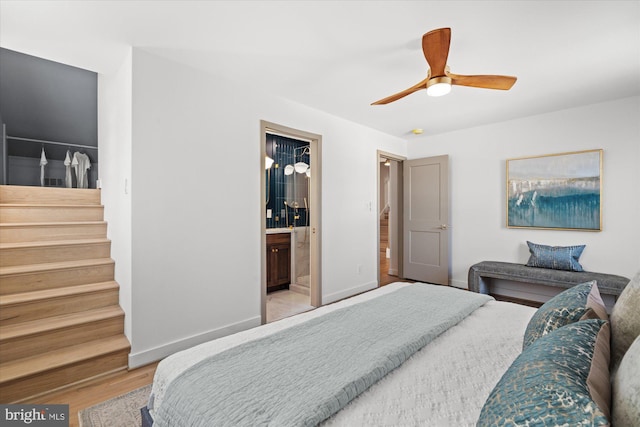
143,276,640,426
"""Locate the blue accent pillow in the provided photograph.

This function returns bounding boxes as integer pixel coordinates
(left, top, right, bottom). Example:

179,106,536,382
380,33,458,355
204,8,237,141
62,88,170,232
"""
526,241,585,272
523,280,607,350
478,319,611,426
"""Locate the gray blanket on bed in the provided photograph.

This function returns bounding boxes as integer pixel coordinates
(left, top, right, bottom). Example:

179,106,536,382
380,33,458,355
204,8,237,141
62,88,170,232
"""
153,284,492,427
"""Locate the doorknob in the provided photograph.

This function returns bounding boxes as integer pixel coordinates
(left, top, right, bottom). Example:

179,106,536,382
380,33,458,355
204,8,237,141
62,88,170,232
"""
439,224,448,230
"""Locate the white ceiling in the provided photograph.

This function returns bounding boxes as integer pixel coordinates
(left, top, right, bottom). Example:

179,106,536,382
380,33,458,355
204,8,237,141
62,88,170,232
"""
1,1,639,139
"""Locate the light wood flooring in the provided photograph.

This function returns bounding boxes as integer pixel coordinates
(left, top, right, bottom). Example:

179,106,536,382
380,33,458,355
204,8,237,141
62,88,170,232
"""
31,362,158,427
380,251,401,286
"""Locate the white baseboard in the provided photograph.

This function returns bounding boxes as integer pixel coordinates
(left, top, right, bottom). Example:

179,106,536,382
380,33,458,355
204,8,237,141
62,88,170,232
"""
450,279,468,289
128,316,261,368
323,281,378,305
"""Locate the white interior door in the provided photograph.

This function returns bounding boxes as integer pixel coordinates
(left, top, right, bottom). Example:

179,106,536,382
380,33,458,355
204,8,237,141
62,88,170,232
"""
403,155,449,284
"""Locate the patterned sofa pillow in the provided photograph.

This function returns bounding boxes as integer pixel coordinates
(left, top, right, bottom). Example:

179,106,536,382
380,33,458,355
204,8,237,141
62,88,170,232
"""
478,319,611,426
523,280,608,350
526,241,585,271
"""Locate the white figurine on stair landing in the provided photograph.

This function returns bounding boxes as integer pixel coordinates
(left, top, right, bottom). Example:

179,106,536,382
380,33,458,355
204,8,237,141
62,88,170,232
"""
72,151,91,188
64,150,73,188
39,147,48,187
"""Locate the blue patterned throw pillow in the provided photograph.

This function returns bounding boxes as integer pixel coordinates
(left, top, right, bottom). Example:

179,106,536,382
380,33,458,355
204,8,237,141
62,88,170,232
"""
478,319,611,426
523,280,607,350
526,241,585,271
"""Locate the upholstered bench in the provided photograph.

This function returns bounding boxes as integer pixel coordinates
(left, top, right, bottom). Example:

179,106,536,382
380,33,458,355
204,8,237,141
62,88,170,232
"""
468,261,629,302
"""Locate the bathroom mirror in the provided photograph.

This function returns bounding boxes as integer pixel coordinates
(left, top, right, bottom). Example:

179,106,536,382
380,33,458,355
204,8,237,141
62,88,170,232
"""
285,171,309,209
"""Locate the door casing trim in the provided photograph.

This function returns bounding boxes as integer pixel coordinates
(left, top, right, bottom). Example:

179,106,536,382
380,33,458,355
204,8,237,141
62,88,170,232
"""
261,121,322,324
376,150,406,286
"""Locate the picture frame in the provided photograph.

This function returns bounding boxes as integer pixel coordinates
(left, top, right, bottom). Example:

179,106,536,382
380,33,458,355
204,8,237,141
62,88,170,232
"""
506,149,602,231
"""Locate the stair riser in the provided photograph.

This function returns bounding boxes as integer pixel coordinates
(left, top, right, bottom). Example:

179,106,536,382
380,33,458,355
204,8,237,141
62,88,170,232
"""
0,206,104,223
0,223,107,243
0,315,124,362
0,242,112,267
0,263,115,295
0,289,119,326
0,185,101,206
0,350,128,403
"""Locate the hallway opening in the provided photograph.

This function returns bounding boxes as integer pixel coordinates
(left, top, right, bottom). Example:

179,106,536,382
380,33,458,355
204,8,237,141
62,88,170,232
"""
378,151,405,286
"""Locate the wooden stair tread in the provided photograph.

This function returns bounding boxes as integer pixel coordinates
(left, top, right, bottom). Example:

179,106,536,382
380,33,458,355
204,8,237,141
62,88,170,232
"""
0,335,130,383
0,185,101,206
0,204,105,223
0,221,107,227
0,238,110,250
1,203,104,208
0,258,114,275
0,281,118,306
0,221,108,244
0,306,124,341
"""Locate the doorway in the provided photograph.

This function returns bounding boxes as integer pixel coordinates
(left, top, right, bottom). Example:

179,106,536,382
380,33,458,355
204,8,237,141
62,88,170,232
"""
377,151,405,286
260,121,321,324
377,152,451,286
403,155,450,285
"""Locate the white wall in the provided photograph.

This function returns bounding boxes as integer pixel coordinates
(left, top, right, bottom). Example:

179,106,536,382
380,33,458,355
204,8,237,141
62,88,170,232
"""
407,96,640,288
99,50,638,369
98,49,133,338
121,49,406,367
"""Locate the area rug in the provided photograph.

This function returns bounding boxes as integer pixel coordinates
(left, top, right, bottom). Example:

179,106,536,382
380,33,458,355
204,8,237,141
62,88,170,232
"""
78,384,151,427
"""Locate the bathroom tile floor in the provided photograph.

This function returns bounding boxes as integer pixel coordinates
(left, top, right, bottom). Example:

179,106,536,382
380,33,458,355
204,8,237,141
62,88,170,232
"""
267,289,315,323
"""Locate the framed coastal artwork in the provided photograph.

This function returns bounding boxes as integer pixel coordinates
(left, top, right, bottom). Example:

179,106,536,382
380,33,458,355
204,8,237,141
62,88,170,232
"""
506,149,602,231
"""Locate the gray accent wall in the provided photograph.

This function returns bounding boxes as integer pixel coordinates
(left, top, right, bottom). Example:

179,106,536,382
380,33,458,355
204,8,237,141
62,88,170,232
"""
1,111,5,184
0,48,98,186
0,48,97,145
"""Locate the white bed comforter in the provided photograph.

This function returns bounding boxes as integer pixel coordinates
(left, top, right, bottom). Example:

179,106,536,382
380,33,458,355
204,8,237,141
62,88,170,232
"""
149,282,535,426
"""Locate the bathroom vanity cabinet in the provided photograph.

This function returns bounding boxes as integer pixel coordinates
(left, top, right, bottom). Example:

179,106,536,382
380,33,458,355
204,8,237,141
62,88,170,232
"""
266,233,291,292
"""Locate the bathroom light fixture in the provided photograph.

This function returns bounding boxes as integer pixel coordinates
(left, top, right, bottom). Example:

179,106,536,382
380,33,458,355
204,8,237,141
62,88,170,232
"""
384,159,391,166
412,128,424,135
265,156,274,169
284,164,295,175
426,76,452,97
294,161,309,174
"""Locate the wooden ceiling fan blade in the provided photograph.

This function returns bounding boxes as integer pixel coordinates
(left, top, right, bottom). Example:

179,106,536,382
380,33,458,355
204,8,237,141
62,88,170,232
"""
422,28,451,76
371,78,429,105
448,73,517,90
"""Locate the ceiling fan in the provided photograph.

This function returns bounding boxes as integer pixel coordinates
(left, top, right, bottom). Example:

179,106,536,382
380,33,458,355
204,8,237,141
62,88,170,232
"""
371,27,517,105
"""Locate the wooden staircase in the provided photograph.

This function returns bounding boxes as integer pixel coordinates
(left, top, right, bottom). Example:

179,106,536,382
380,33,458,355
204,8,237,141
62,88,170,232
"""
0,185,130,403
380,212,389,259
380,212,394,286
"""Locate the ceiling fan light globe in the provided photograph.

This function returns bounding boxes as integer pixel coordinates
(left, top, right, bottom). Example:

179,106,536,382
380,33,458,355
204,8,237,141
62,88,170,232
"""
426,82,451,97
426,76,452,97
